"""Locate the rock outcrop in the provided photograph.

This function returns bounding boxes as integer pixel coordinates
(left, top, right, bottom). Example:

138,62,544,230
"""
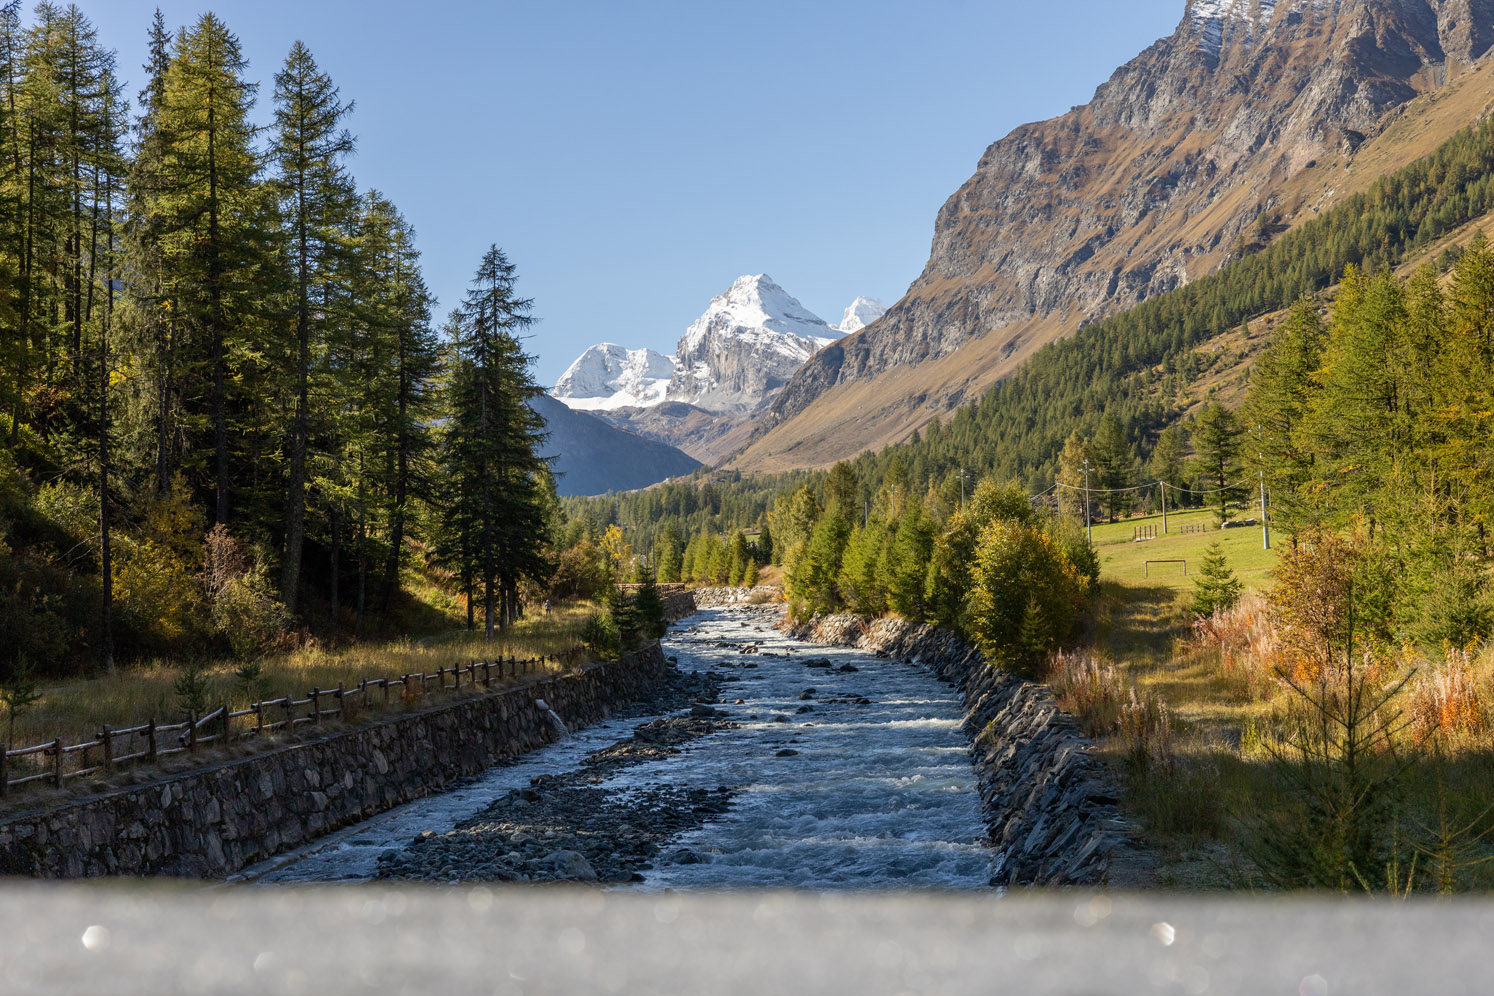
666,274,842,414
753,0,1494,459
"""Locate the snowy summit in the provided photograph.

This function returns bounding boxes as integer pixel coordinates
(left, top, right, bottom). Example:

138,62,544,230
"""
835,296,889,334
552,344,675,412
551,274,883,415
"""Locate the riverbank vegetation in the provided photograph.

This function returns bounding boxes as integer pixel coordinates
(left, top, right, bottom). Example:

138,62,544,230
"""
1057,242,1494,891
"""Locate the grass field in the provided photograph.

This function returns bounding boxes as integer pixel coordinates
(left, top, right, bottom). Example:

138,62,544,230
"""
1089,506,1277,594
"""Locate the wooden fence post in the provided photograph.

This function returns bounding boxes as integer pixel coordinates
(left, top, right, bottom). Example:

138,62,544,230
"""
101,725,113,771
453,665,461,692
483,661,492,688
221,704,231,743
283,697,293,730
382,678,391,707
311,687,321,724
146,719,157,762
1,743,9,798
188,713,198,753
255,700,264,736
52,738,63,787
338,683,348,722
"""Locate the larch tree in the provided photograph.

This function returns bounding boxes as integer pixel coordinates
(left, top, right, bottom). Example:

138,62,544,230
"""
147,13,273,527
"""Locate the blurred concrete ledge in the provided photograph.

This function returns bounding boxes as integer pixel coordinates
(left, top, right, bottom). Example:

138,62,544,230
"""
0,885,1485,995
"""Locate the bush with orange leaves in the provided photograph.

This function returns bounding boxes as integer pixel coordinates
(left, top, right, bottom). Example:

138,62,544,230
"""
1266,528,1394,685
1408,647,1488,744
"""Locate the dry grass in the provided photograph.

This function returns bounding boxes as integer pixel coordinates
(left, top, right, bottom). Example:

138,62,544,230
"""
2,603,598,761
1078,569,1494,890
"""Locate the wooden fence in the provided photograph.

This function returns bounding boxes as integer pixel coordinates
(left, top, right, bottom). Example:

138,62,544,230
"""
1132,524,1158,541
0,647,585,799
1180,522,1212,536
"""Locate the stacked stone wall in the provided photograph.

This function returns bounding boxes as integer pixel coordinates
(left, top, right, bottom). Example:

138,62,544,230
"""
0,644,668,879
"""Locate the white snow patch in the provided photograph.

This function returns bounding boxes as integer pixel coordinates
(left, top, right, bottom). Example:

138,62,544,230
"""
835,296,889,334
552,343,675,411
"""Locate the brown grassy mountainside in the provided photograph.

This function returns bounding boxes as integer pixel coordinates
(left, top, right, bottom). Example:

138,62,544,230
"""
733,0,1494,473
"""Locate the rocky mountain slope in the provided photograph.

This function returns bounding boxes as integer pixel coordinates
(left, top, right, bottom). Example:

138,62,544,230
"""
734,0,1494,472
532,395,701,496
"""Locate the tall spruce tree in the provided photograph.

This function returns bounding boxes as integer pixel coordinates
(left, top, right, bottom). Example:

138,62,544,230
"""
437,246,550,638
1241,299,1325,537
1191,402,1243,525
145,14,271,527
271,40,355,614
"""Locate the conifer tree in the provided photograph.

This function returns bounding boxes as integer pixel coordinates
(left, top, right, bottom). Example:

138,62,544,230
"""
1241,299,1324,536
271,40,355,613
436,246,549,638
1191,402,1243,525
140,13,274,526
1190,541,1243,617
1056,430,1096,521
1149,424,1189,509
1092,412,1137,520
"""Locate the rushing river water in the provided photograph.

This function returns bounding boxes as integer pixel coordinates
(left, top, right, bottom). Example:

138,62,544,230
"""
249,607,992,889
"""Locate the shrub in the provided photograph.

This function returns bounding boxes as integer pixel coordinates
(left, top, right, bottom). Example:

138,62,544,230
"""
1189,591,1279,700
581,609,621,659
968,521,1087,675
211,562,290,659
1408,647,1487,744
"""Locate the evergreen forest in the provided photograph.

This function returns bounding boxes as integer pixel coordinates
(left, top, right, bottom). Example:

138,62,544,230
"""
0,4,558,677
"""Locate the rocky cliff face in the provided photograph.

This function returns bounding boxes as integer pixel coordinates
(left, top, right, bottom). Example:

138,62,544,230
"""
761,0,1494,433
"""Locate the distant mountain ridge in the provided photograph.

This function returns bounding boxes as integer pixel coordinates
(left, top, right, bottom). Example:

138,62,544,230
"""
532,394,701,496
735,0,1494,471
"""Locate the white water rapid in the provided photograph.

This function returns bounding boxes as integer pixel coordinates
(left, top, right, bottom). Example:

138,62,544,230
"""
247,607,993,889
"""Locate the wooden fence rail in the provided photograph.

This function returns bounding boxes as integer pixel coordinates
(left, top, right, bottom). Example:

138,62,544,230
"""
0,644,587,800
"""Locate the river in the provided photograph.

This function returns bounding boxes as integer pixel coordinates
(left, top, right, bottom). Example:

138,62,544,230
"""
247,606,992,889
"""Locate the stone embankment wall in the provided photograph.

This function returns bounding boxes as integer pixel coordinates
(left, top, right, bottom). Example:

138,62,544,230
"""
784,614,1139,887
662,591,698,622
689,586,780,608
0,645,669,879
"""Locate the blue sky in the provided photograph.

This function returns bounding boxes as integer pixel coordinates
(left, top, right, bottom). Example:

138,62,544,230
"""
89,0,1185,385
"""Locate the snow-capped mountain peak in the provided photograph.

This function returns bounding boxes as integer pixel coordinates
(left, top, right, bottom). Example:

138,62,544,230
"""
680,274,839,356
552,343,675,412
836,296,889,334
549,275,886,419
668,274,843,413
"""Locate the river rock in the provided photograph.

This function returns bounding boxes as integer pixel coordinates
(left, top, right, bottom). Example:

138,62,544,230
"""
547,850,598,882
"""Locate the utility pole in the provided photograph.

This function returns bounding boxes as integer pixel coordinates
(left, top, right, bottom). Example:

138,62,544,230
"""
1260,469,1270,550
1160,481,1168,535
1082,459,1093,544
